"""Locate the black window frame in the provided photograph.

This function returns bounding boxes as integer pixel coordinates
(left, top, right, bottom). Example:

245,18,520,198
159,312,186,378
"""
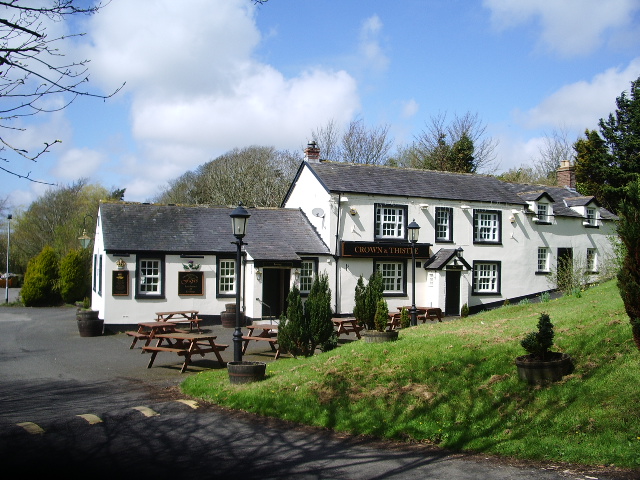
471,260,501,296
473,209,502,245
374,203,408,242
216,255,237,299
135,254,165,299
373,258,408,297
435,206,453,243
298,257,318,297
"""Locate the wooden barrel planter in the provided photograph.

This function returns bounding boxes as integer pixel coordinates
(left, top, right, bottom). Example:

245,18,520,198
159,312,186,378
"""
227,361,266,384
76,309,104,337
515,352,574,385
361,330,399,343
221,303,245,328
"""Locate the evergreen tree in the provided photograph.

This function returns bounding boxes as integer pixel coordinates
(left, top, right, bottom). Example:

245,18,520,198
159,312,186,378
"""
616,178,640,352
574,76,640,213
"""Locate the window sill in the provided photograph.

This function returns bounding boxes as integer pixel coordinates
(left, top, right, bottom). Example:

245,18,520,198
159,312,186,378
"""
473,241,502,245
471,291,501,296
584,224,599,229
535,271,550,275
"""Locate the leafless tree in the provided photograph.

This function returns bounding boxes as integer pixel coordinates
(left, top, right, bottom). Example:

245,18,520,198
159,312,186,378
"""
311,117,393,165
411,112,499,174
0,1,123,184
533,127,576,184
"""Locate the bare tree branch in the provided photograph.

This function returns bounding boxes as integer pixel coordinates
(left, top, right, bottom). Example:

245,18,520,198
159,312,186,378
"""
0,0,124,183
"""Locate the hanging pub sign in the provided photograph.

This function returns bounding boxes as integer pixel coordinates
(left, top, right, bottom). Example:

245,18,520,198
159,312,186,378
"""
178,271,204,296
112,270,129,296
341,241,431,259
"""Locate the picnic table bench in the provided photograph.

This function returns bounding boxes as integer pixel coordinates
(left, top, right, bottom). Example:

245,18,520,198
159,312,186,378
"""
332,317,363,339
142,332,228,373
126,321,182,349
242,324,281,359
155,310,203,332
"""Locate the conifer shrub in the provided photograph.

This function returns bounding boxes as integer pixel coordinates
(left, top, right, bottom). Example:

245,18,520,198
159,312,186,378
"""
353,271,384,330
21,246,61,307
374,298,389,332
460,303,469,317
399,306,410,328
59,249,88,304
277,284,307,357
520,312,555,361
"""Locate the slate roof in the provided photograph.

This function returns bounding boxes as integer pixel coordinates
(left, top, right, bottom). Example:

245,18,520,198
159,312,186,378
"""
504,184,616,220
99,202,330,261
291,161,616,221
293,161,528,206
424,248,472,270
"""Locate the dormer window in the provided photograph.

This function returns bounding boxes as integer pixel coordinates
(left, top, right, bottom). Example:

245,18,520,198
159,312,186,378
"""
537,204,549,223
585,207,598,227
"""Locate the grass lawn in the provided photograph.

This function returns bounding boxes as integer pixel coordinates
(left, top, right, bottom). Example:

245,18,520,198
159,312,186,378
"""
182,280,640,470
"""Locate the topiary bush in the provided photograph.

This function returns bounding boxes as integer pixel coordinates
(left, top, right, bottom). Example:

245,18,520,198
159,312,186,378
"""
460,303,469,317
353,271,384,330
520,312,555,361
21,246,61,307
305,272,335,353
374,298,389,332
277,284,307,357
399,306,410,329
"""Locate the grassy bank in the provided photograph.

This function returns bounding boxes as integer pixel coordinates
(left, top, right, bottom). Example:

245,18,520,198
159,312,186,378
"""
182,280,640,469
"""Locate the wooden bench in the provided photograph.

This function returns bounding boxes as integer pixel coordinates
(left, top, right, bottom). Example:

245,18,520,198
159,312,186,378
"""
125,331,149,349
141,332,228,373
242,324,281,359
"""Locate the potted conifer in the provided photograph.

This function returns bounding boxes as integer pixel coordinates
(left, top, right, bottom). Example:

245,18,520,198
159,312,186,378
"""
362,298,398,343
515,312,573,384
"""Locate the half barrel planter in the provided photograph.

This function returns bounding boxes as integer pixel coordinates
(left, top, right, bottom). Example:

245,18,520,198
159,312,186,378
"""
361,330,399,343
515,352,574,385
227,361,267,384
76,309,104,337
221,303,245,328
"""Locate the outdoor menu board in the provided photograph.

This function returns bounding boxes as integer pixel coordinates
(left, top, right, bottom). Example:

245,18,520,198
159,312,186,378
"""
178,271,204,296
112,270,129,296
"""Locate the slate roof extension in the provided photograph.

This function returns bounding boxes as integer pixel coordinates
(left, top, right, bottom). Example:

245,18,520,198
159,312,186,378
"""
99,202,330,261
292,161,528,206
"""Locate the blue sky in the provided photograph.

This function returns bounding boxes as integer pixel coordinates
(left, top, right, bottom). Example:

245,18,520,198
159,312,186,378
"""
3,0,640,209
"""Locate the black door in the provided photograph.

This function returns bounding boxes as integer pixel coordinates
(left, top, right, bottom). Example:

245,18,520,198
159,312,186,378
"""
261,269,291,319
445,269,461,316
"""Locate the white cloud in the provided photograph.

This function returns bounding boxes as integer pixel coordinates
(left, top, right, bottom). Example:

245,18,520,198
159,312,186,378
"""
484,0,640,56
401,99,419,119
52,148,106,180
76,0,360,202
519,57,640,130
358,15,389,72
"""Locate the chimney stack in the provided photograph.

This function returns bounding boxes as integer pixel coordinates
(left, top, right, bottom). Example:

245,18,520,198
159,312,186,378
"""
557,159,576,189
304,141,320,163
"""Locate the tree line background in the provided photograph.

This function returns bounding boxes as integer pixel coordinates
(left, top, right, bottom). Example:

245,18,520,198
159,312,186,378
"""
1,75,640,280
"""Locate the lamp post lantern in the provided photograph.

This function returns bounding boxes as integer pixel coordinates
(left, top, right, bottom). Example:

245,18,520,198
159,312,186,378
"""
5,214,11,304
407,219,420,326
230,203,250,362
78,214,93,249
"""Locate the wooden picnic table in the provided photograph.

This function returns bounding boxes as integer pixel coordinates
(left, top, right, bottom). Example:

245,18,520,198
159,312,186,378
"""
242,324,281,359
142,332,228,373
397,306,443,323
155,310,202,332
332,317,363,339
126,321,181,349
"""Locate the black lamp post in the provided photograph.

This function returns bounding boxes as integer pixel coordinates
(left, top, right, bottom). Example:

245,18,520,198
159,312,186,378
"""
407,219,420,326
230,203,250,362
5,214,11,304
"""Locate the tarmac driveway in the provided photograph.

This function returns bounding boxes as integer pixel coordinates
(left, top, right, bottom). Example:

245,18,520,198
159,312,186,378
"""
0,304,632,480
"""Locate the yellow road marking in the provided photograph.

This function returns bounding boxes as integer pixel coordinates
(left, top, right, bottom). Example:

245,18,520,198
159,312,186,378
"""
176,399,199,409
132,406,159,417
16,422,45,434
77,414,103,424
